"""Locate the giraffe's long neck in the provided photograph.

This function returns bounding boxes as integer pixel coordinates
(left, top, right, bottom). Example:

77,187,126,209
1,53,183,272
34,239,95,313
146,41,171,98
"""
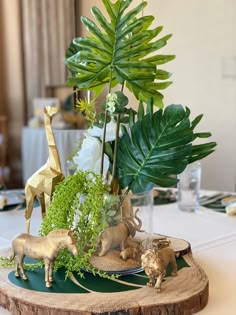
44,115,62,173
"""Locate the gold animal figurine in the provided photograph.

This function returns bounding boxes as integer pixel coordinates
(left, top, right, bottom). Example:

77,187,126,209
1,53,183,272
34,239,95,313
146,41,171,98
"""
152,237,171,250
119,246,140,261
141,247,177,292
98,209,142,256
10,229,78,288
25,106,64,233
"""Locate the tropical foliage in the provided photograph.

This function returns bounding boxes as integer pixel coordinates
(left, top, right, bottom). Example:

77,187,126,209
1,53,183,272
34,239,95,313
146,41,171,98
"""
66,0,216,196
66,0,175,107
118,104,215,193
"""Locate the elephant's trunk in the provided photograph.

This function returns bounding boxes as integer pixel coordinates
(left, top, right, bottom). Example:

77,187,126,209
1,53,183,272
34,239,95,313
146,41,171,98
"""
132,209,142,231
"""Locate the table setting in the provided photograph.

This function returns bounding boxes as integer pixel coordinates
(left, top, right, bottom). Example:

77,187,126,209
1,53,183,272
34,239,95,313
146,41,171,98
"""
0,186,236,314
0,189,25,211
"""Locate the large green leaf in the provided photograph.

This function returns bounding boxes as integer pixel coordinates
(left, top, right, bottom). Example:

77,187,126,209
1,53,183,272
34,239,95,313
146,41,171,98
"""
65,0,175,107
118,105,217,193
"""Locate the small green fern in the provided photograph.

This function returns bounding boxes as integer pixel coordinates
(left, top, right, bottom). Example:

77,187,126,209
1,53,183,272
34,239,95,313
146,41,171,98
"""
39,170,111,277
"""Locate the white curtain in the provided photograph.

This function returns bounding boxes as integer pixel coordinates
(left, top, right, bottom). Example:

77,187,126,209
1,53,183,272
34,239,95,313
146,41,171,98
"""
21,0,76,119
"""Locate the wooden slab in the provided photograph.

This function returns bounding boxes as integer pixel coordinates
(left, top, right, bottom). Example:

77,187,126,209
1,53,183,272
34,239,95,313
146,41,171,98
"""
0,242,208,315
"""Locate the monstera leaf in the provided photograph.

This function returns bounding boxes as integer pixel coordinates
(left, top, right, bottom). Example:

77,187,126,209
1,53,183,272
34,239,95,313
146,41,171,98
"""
118,105,217,193
65,0,175,107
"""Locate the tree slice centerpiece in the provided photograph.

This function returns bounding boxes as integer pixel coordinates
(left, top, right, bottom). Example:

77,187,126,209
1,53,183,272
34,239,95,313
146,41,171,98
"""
0,239,208,315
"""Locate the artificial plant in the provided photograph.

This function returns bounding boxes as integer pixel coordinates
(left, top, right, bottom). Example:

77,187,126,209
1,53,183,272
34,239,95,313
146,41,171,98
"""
65,0,216,195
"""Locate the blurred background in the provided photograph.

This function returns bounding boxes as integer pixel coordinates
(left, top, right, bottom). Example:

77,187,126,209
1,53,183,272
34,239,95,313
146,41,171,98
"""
0,0,235,192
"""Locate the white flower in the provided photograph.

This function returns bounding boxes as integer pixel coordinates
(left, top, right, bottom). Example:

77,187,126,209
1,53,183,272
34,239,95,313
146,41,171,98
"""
73,134,109,178
88,119,122,142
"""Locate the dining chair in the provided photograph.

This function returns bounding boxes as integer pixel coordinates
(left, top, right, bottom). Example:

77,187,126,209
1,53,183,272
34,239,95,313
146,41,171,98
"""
0,116,8,186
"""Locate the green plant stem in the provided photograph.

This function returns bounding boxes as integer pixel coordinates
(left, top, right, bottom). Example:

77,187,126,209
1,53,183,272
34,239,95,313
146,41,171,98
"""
112,114,121,175
100,70,114,176
110,113,121,194
110,83,125,194
100,109,109,176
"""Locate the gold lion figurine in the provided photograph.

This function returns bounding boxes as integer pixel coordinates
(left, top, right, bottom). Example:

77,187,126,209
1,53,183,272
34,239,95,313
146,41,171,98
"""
141,247,177,292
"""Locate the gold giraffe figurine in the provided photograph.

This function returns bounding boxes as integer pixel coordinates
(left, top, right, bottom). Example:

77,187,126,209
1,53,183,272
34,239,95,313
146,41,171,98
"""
25,106,64,233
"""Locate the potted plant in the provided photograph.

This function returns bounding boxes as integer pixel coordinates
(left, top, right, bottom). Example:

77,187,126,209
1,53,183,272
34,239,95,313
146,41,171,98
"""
40,0,216,276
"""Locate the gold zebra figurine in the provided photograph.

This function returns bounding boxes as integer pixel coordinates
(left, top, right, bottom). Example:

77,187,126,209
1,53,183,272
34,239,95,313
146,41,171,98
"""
10,229,78,288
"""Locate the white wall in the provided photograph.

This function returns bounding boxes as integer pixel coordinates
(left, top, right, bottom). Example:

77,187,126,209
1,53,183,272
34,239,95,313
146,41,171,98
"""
144,0,236,191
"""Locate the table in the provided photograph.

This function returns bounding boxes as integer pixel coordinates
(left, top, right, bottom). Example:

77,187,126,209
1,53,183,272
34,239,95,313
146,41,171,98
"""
0,194,236,314
21,127,85,183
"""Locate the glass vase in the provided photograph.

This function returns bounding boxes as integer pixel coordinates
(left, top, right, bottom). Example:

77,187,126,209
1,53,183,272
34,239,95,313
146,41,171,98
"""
89,189,153,274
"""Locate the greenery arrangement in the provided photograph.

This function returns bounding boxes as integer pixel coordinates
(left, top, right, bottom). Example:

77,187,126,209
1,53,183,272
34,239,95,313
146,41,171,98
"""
39,170,118,277
39,0,217,276
66,0,216,194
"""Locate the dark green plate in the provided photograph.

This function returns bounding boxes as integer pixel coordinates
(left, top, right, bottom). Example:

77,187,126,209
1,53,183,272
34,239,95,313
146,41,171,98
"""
8,256,189,293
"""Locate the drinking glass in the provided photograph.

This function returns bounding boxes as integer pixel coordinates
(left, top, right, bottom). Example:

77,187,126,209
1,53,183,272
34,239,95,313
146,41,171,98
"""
177,161,201,212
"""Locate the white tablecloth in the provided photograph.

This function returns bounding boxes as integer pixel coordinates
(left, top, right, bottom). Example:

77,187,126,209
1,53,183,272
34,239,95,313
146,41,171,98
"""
0,198,236,314
22,127,85,183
